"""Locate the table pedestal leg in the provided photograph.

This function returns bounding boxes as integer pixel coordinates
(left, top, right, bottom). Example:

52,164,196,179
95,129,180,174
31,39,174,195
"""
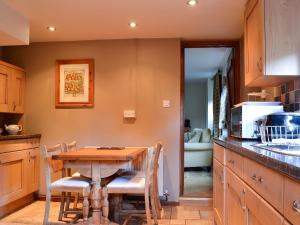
91,181,102,225
102,187,109,225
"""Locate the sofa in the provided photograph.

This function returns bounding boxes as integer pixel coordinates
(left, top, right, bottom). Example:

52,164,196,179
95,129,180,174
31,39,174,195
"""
184,128,213,168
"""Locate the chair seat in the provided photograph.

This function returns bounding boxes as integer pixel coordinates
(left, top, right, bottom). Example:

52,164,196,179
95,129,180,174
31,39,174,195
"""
50,177,91,193
107,175,145,194
72,172,81,177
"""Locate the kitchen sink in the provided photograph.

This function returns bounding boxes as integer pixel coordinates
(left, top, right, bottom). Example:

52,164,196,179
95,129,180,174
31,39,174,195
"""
253,143,300,156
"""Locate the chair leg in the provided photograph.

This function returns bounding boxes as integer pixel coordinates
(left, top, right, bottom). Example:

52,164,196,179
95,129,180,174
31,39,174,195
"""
83,194,89,221
150,186,158,225
153,183,162,219
64,192,71,218
102,187,109,225
144,187,153,225
43,189,51,225
58,192,66,221
73,192,79,209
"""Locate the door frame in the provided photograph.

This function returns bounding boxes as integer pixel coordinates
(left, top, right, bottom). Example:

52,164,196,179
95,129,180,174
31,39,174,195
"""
180,40,241,196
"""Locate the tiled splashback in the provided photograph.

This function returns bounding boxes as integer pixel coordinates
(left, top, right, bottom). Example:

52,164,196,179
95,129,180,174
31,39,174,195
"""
274,79,300,112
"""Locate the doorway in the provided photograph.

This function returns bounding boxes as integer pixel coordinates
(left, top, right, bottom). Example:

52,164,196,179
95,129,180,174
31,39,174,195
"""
180,41,240,198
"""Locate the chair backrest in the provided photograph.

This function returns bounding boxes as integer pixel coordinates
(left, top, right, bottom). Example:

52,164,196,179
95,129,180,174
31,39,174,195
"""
145,143,162,187
64,141,77,152
42,144,65,187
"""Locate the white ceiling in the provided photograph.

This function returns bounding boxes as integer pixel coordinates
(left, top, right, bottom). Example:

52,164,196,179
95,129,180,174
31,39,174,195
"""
185,48,232,81
1,0,247,43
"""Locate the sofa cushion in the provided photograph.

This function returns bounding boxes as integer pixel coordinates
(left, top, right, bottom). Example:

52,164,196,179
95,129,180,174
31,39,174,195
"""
200,128,211,143
184,142,213,151
188,129,202,143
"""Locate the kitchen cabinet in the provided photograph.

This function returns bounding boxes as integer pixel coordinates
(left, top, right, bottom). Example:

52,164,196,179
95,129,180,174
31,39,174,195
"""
213,143,300,225
0,60,25,114
226,168,246,225
244,0,300,87
0,138,40,210
213,146,225,225
245,185,284,225
0,150,28,207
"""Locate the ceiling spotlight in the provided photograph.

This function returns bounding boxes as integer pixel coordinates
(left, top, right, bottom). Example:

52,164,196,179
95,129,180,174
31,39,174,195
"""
187,0,198,6
129,21,137,28
47,26,56,31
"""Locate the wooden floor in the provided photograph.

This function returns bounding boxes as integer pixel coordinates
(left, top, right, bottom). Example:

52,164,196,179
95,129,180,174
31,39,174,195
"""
0,201,214,225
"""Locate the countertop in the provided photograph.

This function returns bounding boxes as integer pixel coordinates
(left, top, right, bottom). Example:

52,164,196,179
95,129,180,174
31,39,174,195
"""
214,137,300,182
0,133,41,141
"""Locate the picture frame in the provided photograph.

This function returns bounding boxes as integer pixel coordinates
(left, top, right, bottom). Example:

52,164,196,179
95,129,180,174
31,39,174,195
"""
55,59,94,108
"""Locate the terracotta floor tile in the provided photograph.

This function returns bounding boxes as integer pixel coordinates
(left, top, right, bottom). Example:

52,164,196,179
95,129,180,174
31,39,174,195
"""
170,219,185,224
185,219,214,225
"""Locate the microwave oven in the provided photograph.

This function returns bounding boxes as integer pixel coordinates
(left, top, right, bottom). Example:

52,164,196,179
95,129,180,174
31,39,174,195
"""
231,102,283,139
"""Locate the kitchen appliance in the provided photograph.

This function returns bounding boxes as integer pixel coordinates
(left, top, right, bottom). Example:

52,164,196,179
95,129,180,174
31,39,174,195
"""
5,124,22,135
231,102,283,139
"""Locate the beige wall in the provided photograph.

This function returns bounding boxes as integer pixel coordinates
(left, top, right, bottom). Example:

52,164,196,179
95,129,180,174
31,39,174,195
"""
184,81,207,129
3,39,181,201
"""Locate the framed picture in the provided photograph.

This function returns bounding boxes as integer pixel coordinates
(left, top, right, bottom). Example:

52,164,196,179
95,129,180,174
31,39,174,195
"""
55,59,94,108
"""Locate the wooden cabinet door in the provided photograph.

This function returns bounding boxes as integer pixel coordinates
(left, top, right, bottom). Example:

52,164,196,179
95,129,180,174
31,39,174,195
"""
27,148,40,193
11,69,25,113
244,0,264,86
0,65,11,112
213,158,225,225
0,150,28,207
245,185,284,225
226,168,246,225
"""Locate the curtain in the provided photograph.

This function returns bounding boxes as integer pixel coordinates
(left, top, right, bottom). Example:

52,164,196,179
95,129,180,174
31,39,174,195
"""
213,72,222,137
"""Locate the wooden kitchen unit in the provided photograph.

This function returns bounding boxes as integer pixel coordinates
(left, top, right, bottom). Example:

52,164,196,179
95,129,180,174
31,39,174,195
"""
244,0,300,87
0,60,25,114
0,136,41,218
213,142,300,225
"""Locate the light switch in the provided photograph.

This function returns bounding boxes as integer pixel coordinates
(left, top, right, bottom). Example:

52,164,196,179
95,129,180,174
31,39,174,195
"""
123,110,136,118
163,100,170,108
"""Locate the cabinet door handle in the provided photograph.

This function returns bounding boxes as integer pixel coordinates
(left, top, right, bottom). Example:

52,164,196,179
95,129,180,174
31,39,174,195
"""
240,188,246,211
292,200,300,213
258,177,264,183
251,174,257,181
228,159,235,165
257,57,263,73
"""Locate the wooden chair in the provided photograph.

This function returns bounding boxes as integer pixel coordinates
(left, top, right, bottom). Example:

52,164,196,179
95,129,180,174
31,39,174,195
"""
42,143,91,225
63,141,82,213
106,143,162,225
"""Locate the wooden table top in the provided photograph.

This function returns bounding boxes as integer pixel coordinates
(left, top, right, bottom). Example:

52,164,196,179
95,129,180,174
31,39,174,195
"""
52,147,147,161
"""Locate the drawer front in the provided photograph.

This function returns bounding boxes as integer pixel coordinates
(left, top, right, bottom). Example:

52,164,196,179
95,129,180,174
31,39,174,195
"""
226,150,244,178
245,184,284,225
284,177,300,225
213,143,225,165
0,138,40,154
243,157,284,213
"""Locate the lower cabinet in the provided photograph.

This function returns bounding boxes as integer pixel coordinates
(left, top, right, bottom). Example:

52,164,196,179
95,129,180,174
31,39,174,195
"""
226,168,246,225
213,143,295,225
0,150,28,207
0,140,40,208
245,185,284,225
213,158,225,225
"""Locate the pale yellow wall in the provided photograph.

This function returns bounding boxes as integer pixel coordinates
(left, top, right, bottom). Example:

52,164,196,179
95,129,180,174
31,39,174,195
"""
3,39,181,201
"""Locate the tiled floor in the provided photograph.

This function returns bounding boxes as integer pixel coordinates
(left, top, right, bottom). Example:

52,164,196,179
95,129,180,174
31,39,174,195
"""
0,201,214,225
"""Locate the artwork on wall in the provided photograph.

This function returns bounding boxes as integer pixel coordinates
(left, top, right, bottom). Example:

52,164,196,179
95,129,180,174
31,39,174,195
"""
55,59,94,108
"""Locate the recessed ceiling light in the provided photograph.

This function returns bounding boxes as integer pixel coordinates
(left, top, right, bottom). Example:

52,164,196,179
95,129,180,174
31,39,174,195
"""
187,0,198,6
129,21,137,28
47,26,56,32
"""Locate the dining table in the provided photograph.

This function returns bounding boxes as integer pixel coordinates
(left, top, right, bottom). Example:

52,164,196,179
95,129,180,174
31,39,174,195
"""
53,147,147,225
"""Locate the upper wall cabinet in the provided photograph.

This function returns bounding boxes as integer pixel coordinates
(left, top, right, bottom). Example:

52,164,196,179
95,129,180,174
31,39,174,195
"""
0,61,25,114
245,0,300,87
